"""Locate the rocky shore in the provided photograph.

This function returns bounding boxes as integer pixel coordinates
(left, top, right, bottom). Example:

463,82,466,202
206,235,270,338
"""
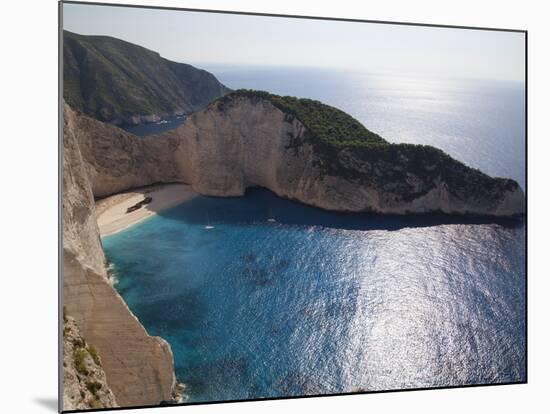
62,104,177,410
63,312,117,410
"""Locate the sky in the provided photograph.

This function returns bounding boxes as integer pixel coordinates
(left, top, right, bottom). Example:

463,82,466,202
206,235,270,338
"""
62,3,525,82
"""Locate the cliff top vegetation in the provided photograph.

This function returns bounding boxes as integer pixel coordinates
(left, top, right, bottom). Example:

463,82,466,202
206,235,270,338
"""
215,90,519,201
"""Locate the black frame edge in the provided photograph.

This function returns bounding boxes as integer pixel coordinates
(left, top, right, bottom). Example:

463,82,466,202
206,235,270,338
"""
60,0,527,33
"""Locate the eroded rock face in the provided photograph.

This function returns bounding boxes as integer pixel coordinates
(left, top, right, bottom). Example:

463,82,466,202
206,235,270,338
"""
172,96,524,216
63,106,106,275
63,314,117,410
173,97,313,198
62,251,176,408
68,106,182,198
63,105,176,409
69,95,524,217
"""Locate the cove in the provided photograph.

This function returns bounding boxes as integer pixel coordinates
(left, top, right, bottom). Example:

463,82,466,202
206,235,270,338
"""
102,189,526,402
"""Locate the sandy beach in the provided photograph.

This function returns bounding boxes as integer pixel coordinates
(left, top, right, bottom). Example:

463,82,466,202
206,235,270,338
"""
96,183,198,237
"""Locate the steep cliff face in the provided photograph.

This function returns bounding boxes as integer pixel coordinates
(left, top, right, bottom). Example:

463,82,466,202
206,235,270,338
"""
63,103,106,275
66,105,182,198
63,105,176,409
63,313,117,410
172,94,524,216
173,96,313,198
69,94,524,217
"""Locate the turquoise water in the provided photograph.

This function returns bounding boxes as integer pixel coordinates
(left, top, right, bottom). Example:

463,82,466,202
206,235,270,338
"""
103,190,525,402
103,68,525,402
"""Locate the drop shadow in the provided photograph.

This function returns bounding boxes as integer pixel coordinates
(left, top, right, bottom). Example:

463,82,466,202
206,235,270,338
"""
33,397,58,412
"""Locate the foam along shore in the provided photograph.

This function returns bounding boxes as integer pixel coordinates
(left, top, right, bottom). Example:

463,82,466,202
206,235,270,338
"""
96,183,197,237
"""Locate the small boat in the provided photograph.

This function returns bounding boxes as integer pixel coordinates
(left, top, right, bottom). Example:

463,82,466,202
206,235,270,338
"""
204,213,214,229
267,208,276,223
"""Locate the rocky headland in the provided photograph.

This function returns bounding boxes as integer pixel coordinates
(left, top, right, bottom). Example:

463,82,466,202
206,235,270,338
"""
69,90,525,216
63,31,231,125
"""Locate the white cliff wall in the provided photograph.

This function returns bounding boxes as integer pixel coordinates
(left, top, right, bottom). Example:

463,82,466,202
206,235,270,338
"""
69,95,525,219
63,105,176,409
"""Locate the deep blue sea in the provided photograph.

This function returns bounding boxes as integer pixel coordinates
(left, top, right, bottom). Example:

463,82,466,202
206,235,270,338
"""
103,67,526,402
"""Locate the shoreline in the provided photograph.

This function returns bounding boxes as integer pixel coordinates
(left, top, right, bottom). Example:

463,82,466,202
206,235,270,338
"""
94,183,194,403
96,183,198,237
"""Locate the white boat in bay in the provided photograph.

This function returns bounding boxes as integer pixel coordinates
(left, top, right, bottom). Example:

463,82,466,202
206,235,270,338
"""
267,208,276,223
205,213,214,229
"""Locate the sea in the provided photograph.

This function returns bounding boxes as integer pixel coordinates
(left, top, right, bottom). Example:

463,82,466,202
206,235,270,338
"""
122,114,186,136
108,66,526,403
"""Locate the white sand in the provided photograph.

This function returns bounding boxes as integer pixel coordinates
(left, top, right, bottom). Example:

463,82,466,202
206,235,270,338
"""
96,183,198,237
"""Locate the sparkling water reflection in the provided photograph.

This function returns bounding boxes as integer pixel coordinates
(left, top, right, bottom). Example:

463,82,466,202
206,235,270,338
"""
103,189,525,402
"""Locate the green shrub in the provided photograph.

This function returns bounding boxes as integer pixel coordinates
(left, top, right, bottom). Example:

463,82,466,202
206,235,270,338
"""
88,345,101,366
74,348,88,375
88,397,102,409
216,90,387,147
214,90,519,203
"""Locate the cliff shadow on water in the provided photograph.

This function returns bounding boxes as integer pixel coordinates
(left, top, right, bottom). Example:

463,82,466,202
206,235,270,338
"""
155,187,524,232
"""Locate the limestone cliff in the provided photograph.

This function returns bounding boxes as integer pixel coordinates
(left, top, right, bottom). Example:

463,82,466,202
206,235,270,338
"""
65,105,181,198
68,93,525,217
63,313,117,410
63,104,176,409
172,93,524,216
